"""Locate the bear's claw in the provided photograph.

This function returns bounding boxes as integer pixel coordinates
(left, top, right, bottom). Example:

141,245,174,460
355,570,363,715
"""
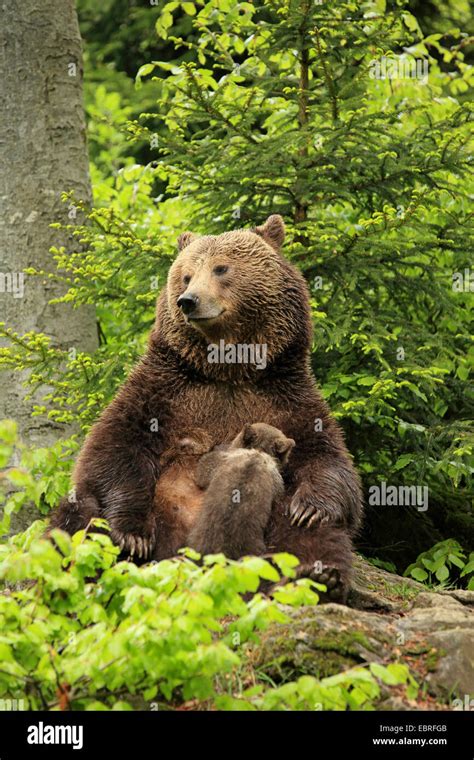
114,530,155,560
306,511,330,529
289,488,333,528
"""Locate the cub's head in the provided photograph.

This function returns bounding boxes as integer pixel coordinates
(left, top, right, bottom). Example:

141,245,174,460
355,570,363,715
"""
232,423,295,467
156,214,312,374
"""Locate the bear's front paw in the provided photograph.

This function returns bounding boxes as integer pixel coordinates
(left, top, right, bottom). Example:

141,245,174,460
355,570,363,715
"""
289,484,336,529
111,526,156,560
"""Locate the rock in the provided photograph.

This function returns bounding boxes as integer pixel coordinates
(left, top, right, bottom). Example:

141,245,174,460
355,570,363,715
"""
350,555,423,611
252,603,394,682
440,589,474,607
412,592,464,609
249,557,474,709
396,606,473,634
347,586,398,612
425,629,474,698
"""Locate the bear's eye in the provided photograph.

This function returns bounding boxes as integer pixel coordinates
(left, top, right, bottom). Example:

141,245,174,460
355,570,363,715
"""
183,274,191,286
213,265,229,276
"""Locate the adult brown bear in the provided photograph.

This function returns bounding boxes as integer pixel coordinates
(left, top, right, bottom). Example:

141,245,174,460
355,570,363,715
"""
50,215,362,601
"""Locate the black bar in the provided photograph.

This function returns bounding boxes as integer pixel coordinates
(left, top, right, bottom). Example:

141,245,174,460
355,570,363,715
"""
0,710,471,758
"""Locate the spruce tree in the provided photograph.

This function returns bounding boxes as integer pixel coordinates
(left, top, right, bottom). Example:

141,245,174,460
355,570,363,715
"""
134,0,473,562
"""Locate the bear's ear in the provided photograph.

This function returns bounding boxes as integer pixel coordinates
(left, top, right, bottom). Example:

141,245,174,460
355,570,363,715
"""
177,231,198,252
253,214,285,251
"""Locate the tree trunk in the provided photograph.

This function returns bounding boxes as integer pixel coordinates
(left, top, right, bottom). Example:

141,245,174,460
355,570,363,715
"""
0,0,97,449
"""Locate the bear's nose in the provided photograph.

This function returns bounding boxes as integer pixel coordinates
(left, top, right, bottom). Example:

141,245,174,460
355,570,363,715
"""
177,293,199,315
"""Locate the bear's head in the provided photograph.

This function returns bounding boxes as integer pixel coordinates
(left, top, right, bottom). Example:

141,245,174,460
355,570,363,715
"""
154,215,312,377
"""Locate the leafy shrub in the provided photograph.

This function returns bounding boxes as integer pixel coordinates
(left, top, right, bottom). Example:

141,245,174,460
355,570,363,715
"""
0,420,76,536
0,521,418,711
404,538,474,588
0,521,317,710
218,662,417,711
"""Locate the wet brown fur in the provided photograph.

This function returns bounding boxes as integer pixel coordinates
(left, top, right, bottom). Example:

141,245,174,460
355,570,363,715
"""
49,215,363,598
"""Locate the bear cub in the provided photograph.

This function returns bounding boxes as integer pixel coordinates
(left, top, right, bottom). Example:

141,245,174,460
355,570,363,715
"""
187,423,295,559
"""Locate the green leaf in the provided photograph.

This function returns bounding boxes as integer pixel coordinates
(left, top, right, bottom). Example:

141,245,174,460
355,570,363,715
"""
135,63,156,85
410,567,428,582
448,554,465,570
357,375,377,386
393,454,413,471
435,565,449,582
182,2,196,14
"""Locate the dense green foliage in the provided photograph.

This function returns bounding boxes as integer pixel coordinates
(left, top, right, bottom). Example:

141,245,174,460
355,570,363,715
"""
0,522,417,711
404,538,474,587
0,0,472,712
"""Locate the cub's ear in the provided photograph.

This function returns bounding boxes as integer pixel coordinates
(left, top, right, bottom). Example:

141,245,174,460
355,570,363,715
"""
177,231,198,252
252,214,285,251
274,436,295,463
242,423,257,447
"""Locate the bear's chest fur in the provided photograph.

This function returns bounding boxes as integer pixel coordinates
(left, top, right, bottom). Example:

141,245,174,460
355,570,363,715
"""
167,382,291,440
